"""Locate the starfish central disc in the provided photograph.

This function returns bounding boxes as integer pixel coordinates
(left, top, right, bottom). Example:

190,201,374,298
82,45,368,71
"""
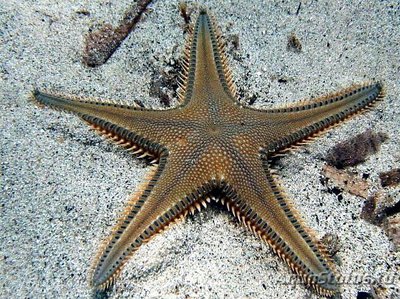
207,123,223,136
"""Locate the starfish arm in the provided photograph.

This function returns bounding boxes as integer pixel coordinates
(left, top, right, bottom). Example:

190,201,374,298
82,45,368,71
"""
179,10,237,107
252,82,384,154
222,164,338,296
90,154,215,290
31,89,184,156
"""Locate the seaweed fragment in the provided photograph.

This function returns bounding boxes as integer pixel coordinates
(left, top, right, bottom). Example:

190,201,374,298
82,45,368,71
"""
287,32,302,52
325,129,388,168
379,168,400,188
179,1,193,31
361,192,400,250
320,233,341,260
383,214,400,250
322,165,370,199
82,0,153,67
361,191,399,225
149,66,180,107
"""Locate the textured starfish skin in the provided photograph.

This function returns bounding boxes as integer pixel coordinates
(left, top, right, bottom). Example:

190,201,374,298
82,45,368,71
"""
31,9,384,297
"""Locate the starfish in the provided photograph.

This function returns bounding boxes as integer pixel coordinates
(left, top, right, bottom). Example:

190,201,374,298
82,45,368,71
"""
31,8,384,297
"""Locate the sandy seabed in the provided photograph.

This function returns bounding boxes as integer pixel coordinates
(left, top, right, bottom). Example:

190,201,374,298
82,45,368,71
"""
1,0,399,298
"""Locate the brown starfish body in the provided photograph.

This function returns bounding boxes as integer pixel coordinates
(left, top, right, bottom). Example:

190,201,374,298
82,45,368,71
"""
32,9,384,297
